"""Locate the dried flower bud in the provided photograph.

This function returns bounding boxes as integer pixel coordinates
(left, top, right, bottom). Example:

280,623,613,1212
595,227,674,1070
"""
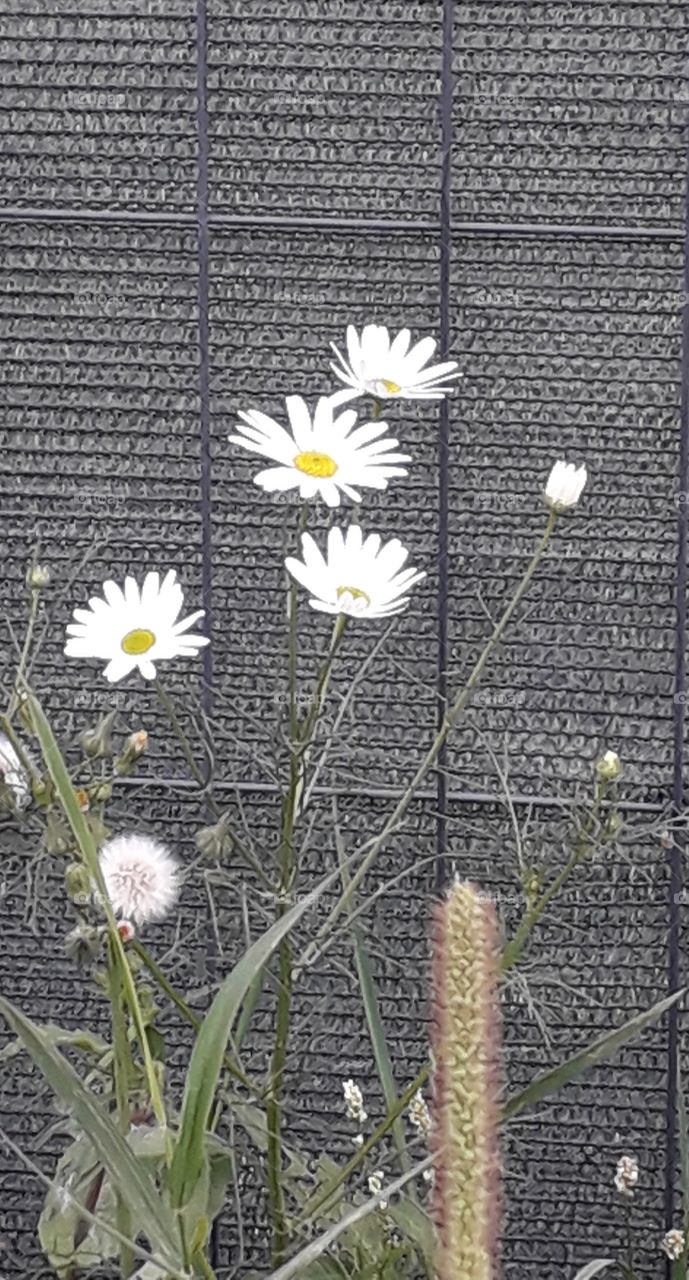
114,729,149,775
26,564,51,590
117,920,136,944
80,711,117,760
90,781,112,804
661,1228,685,1260
195,819,234,860
660,829,674,850
596,750,622,783
65,861,92,905
614,1155,638,1197
74,788,90,812
408,1088,431,1140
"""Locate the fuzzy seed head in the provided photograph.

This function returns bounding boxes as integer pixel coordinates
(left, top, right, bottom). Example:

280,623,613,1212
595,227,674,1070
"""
99,833,180,925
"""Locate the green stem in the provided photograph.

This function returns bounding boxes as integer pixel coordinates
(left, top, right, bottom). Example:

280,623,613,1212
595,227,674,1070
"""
108,937,134,1278
154,677,210,795
301,511,559,967
501,780,607,972
9,587,39,715
132,940,262,1099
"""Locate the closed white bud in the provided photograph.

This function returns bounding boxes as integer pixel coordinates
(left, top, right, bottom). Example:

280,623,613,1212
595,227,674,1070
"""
544,460,587,512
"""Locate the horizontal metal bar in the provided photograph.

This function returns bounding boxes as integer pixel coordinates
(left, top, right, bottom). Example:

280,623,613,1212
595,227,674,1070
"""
0,204,683,242
111,772,666,815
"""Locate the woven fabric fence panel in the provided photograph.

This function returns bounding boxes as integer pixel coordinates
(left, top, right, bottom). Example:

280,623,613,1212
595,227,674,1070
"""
1,2,688,1277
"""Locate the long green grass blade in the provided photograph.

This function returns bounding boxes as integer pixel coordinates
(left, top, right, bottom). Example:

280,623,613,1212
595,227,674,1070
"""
504,988,685,1122
169,860,349,1209
0,996,179,1267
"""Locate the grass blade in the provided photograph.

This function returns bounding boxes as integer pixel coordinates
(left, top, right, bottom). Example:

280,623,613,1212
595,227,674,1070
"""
0,996,179,1266
504,988,685,1122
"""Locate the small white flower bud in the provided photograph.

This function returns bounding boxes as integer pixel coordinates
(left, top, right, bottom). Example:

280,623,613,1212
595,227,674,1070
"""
614,1155,638,1197
661,1228,685,1260
544,460,587,513
596,749,622,782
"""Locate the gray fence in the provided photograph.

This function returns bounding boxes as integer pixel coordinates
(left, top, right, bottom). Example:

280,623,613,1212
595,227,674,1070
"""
1,2,688,1277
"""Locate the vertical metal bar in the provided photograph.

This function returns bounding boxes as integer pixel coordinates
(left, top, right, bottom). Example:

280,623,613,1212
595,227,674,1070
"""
435,0,454,893
664,142,689,1255
196,0,213,718
195,0,219,1269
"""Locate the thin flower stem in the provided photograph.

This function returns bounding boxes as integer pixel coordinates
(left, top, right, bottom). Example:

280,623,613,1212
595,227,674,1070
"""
501,780,609,972
300,511,559,968
9,586,40,716
154,677,210,795
108,936,135,1278
153,678,274,888
132,940,262,1100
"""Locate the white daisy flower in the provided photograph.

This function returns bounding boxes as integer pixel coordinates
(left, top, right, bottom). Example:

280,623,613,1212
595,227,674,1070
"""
64,570,209,683
285,525,425,619
0,732,30,809
99,833,180,925
229,393,410,507
330,324,461,401
544,460,587,512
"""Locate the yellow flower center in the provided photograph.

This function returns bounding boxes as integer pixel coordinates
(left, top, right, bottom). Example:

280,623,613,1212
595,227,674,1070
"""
293,450,338,478
381,379,402,394
121,628,156,655
336,585,371,609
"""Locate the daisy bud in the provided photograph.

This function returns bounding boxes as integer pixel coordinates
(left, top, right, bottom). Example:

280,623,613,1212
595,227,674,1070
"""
64,922,102,965
614,1155,638,1196
115,729,149,775
90,781,112,804
661,1228,685,1260
195,819,234,860
42,811,72,856
544,460,587,513
117,920,136,944
65,861,92,905
31,775,54,808
80,711,117,760
432,882,501,1280
26,564,51,591
596,749,622,783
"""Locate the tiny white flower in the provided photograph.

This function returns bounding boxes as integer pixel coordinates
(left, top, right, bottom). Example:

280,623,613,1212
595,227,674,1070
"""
229,393,410,507
662,1228,685,1260
99,833,180,925
0,732,30,808
343,1078,367,1125
408,1088,431,1139
65,569,209,683
368,1170,387,1209
614,1154,638,1197
544,460,587,513
330,324,461,401
286,525,425,620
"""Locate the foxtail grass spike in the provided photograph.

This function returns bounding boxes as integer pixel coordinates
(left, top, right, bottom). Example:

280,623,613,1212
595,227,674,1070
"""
432,881,502,1280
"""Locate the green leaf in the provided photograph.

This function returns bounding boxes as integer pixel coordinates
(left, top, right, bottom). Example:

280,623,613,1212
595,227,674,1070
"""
571,1262,616,1280
39,1134,117,1277
169,864,346,1210
503,988,686,1121
0,995,180,1269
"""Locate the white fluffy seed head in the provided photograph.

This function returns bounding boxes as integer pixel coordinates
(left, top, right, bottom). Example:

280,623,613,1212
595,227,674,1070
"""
98,833,180,925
